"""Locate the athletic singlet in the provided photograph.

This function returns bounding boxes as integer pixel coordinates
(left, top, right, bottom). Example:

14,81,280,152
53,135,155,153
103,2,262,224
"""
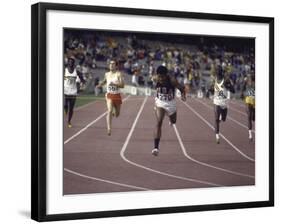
213,79,228,107
105,71,122,94
155,77,175,102
64,68,78,95
244,85,255,97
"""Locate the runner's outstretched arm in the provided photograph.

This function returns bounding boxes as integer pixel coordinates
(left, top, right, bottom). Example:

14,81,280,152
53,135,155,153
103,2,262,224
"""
170,76,186,101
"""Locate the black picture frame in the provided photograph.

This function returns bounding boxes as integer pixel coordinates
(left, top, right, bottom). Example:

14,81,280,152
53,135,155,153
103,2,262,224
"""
31,2,274,222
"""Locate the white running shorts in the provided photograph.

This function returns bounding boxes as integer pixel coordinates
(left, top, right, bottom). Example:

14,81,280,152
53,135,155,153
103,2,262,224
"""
155,97,176,116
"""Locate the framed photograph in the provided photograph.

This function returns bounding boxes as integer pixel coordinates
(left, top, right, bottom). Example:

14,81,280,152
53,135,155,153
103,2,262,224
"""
31,2,274,222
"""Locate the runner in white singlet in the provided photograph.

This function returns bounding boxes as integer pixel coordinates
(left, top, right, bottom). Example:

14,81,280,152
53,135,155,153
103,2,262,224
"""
64,56,85,128
150,65,186,156
97,59,124,136
212,64,235,143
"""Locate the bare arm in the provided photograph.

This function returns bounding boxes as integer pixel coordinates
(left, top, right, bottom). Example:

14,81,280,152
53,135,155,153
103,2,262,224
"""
170,76,186,101
96,75,107,88
225,78,235,93
76,70,86,84
117,73,125,88
150,74,158,83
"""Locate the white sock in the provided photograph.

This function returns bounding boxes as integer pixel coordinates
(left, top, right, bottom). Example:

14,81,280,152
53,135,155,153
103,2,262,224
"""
216,134,220,139
249,130,252,138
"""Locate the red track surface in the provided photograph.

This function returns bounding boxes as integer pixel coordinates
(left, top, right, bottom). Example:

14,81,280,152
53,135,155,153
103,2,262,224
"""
63,95,255,195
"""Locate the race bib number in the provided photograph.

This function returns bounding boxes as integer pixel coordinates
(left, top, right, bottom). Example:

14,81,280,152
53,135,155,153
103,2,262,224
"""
218,90,226,99
65,77,76,86
107,85,118,93
158,93,173,101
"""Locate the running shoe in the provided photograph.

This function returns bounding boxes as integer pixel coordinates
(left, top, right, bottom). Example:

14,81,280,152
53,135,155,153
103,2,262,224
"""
67,123,72,128
112,107,116,117
107,129,111,136
152,148,159,156
249,130,253,141
216,134,220,144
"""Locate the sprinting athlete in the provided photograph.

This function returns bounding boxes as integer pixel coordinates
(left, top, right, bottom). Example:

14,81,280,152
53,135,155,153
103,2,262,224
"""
151,65,186,156
212,65,235,143
241,74,255,141
97,59,125,136
64,56,85,128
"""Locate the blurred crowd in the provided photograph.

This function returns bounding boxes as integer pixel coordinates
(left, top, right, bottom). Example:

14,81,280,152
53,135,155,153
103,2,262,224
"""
64,31,255,98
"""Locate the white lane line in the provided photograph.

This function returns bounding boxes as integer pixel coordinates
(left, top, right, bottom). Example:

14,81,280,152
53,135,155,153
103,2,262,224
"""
64,95,130,145
120,96,223,187
173,124,254,179
196,99,255,133
74,95,144,111
202,99,247,116
64,112,106,144
228,105,247,116
64,168,150,191
180,100,255,162
229,100,245,108
75,99,101,111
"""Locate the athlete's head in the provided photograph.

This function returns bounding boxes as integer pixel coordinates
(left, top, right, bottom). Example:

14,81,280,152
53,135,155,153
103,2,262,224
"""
109,59,117,72
156,65,168,84
247,73,255,86
67,56,75,68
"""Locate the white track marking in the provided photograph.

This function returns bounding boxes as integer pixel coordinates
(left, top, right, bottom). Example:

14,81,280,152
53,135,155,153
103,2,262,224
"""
173,124,254,179
64,112,107,144
75,99,100,111
196,99,255,132
64,95,130,144
228,117,251,131
203,98,247,116
180,100,255,162
120,96,223,187
228,105,247,116
64,168,150,190
75,96,144,111
229,100,246,108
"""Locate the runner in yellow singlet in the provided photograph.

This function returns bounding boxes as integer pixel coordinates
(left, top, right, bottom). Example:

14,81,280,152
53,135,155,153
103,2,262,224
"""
241,74,255,141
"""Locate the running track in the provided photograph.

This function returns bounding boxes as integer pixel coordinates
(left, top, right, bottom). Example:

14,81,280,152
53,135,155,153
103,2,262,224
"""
63,95,255,195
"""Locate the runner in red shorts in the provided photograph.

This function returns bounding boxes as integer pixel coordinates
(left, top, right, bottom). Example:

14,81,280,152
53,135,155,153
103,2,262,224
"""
97,59,125,135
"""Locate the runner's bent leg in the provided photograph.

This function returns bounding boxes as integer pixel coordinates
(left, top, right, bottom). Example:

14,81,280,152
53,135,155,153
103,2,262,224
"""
64,95,69,115
106,98,113,135
169,112,177,124
68,96,76,124
214,105,221,143
221,108,228,122
154,107,165,149
247,104,255,140
247,104,253,130
114,103,121,118
214,105,220,134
